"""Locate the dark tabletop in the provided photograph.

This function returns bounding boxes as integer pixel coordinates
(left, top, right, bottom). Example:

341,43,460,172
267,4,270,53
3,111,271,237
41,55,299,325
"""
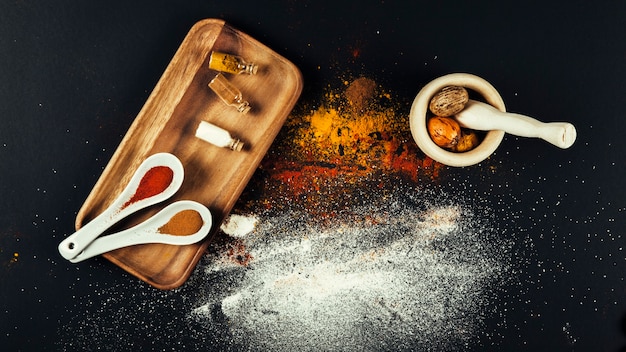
1,1,625,351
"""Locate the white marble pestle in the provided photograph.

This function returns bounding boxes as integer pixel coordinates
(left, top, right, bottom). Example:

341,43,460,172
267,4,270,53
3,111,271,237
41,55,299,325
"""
455,100,577,149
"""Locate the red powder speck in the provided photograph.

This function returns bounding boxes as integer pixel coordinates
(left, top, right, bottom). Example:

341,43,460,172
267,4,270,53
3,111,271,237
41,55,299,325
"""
123,166,174,208
226,240,253,266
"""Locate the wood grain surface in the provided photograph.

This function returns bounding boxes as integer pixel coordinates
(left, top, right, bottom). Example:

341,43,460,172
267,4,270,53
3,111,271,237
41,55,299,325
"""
74,19,303,289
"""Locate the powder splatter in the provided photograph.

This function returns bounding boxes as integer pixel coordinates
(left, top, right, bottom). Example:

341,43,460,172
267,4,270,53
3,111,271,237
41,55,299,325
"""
235,77,445,220
190,185,513,352
54,185,514,352
255,77,443,206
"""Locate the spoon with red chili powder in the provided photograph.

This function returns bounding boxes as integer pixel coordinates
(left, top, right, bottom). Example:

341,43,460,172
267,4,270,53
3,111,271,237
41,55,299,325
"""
69,200,212,263
58,153,184,261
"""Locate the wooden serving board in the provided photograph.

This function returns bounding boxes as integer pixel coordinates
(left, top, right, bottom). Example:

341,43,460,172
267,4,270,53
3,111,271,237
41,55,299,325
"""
75,19,303,289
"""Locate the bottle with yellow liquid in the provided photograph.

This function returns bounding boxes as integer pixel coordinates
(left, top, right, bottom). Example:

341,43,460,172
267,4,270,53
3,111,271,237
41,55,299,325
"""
208,51,258,75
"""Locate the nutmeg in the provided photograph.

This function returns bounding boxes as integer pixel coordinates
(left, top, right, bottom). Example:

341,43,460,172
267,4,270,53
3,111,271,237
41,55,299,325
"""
453,130,480,152
427,116,461,148
429,86,469,117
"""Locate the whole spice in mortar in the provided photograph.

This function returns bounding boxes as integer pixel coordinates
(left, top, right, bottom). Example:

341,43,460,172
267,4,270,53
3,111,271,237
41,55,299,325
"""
123,166,174,208
158,209,204,236
453,131,480,152
427,116,461,148
429,86,469,117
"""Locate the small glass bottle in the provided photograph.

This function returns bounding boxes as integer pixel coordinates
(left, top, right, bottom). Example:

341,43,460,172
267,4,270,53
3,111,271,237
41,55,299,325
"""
195,121,244,152
208,51,258,75
208,73,251,114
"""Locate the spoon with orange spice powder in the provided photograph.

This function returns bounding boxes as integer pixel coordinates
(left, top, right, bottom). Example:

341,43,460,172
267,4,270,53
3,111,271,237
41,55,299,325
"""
68,200,212,263
58,153,186,261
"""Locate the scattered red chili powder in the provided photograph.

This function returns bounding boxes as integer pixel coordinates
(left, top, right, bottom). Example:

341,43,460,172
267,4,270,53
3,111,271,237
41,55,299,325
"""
226,239,253,266
123,166,174,208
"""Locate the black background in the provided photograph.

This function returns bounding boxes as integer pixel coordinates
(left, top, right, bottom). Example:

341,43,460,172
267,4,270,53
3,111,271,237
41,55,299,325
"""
1,1,625,351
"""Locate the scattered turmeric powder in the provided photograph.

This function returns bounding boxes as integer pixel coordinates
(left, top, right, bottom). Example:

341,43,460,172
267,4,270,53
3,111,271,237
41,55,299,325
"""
242,76,444,213
286,77,422,173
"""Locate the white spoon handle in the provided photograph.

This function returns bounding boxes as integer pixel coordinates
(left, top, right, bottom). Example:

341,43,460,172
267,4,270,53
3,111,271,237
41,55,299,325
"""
58,206,119,260
455,100,577,149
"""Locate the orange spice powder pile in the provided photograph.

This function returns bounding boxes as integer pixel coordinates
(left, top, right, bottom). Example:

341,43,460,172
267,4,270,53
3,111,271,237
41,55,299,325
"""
251,76,442,211
157,209,203,236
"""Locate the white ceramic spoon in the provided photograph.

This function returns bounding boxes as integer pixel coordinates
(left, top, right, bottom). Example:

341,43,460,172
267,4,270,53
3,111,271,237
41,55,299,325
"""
69,200,212,263
455,100,577,149
58,153,184,260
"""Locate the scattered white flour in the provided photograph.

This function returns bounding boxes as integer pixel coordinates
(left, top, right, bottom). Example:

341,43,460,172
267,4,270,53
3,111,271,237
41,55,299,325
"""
220,214,259,238
189,195,511,352
56,187,514,352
